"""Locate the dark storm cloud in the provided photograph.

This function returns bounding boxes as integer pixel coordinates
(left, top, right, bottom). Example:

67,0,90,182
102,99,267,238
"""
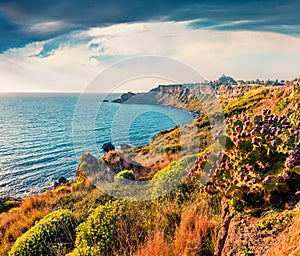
30,32,94,58
0,0,300,53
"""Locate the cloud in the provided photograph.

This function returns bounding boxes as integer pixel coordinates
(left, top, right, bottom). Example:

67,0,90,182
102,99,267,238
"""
188,19,300,36
1,21,300,93
0,10,31,50
90,54,135,65
0,1,300,53
89,43,100,50
29,21,68,34
30,31,94,58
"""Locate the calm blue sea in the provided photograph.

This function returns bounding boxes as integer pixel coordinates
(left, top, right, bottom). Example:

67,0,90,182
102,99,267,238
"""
0,93,193,198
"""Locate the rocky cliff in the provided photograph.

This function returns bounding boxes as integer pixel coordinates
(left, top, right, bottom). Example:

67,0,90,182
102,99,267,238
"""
111,84,202,113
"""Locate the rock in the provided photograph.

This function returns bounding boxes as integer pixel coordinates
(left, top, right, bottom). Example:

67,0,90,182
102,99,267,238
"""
120,92,136,101
111,98,122,103
77,152,115,184
53,176,68,188
120,144,131,150
58,176,68,184
103,99,109,102
101,142,115,152
214,201,234,256
217,74,237,86
54,182,60,188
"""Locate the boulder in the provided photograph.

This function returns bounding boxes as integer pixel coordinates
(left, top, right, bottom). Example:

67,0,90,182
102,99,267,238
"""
54,182,60,188
120,144,131,150
58,176,68,184
101,142,115,152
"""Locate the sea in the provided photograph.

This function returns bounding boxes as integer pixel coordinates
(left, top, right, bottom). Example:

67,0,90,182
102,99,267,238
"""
0,93,193,198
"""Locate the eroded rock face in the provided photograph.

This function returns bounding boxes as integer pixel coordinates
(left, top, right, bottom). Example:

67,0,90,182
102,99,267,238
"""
77,152,115,185
102,151,151,179
221,214,279,256
77,151,152,186
120,144,131,150
214,196,300,256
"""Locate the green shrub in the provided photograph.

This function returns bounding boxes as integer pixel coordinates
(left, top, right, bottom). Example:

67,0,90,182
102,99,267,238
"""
224,88,268,115
114,169,135,181
68,201,121,256
165,144,181,154
54,186,69,194
257,210,295,233
275,98,290,113
0,199,20,213
151,154,198,198
9,209,76,256
68,200,154,256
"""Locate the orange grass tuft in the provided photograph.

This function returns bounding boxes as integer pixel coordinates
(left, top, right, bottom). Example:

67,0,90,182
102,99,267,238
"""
268,210,300,256
173,207,216,256
135,231,169,256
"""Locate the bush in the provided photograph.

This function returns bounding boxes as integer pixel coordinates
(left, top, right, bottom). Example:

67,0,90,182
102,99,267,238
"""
151,154,198,199
224,88,268,115
68,201,121,256
165,144,181,154
275,98,290,113
114,169,135,181
9,209,76,256
0,199,20,214
68,200,155,256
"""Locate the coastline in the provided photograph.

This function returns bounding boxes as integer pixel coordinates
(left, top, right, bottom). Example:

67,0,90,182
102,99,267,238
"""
1,86,197,200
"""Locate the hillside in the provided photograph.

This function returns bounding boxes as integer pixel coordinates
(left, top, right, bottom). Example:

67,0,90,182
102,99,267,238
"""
0,80,299,256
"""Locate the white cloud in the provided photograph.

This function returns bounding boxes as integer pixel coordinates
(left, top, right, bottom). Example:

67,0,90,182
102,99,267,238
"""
29,21,67,34
0,21,300,92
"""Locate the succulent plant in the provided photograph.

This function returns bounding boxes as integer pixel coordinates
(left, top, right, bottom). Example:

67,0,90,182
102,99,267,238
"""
190,110,300,212
235,125,242,132
260,127,268,134
271,140,278,147
282,173,291,180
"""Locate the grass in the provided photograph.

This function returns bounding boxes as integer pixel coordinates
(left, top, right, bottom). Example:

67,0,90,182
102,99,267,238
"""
135,199,217,256
135,231,170,256
0,83,299,255
268,210,300,256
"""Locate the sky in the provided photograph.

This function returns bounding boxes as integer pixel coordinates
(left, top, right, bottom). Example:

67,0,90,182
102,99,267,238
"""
0,0,300,92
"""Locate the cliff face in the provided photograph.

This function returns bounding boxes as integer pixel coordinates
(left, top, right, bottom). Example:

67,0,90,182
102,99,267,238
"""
150,84,190,94
101,151,152,179
78,151,153,183
112,84,202,112
111,92,136,103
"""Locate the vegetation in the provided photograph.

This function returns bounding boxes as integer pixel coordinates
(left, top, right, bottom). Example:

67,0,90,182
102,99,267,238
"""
114,169,135,181
68,201,120,255
190,110,300,214
9,209,76,256
0,199,20,214
0,81,299,255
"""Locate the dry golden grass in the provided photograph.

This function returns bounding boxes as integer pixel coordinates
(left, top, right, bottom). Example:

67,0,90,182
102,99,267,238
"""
268,209,300,256
173,206,216,256
0,186,87,255
0,201,50,256
135,231,170,256
134,202,216,256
